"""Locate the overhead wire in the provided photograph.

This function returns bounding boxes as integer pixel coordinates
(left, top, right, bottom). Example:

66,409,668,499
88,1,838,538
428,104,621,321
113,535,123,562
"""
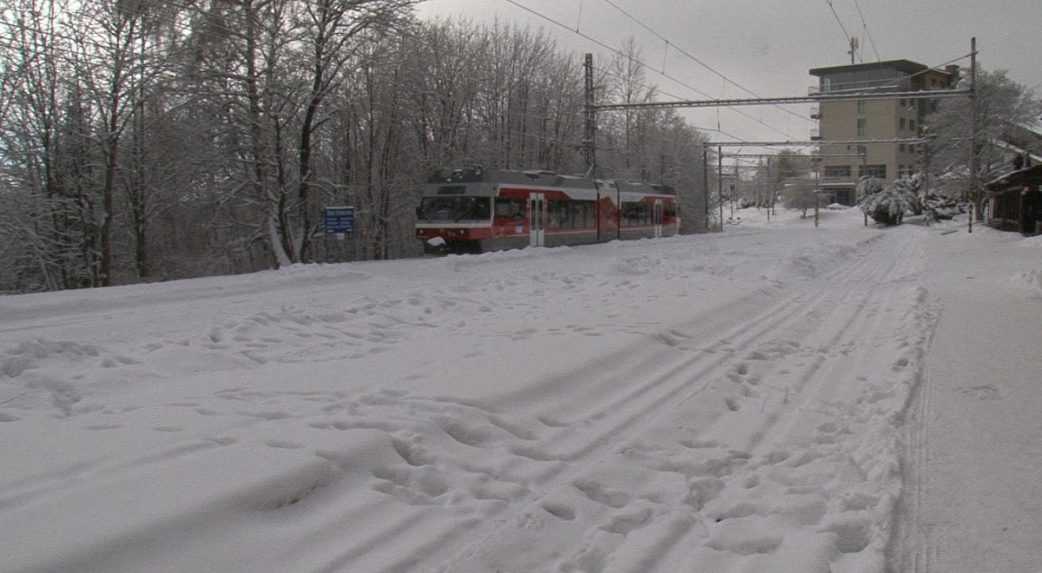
596,0,813,125
500,0,797,140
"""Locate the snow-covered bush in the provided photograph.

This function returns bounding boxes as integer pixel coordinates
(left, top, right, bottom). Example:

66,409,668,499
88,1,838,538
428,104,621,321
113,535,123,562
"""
893,175,924,215
856,176,885,199
858,176,920,226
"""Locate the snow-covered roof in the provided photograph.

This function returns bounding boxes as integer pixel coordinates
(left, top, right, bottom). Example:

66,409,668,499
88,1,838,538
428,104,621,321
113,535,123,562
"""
985,163,1042,191
991,139,1042,165
1020,120,1042,138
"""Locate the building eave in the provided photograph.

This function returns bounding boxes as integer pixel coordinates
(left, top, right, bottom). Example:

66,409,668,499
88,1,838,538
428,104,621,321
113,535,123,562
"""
809,59,948,77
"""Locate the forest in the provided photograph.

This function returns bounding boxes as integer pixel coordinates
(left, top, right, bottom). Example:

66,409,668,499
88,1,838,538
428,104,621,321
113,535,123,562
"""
0,0,712,293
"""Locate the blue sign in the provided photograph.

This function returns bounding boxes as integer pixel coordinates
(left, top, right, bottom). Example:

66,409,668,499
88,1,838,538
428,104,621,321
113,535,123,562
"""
324,206,354,234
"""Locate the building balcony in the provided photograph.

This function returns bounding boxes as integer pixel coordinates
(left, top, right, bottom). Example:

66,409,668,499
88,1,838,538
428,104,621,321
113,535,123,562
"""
810,127,821,141
809,85,821,95
820,175,857,187
809,105,821,119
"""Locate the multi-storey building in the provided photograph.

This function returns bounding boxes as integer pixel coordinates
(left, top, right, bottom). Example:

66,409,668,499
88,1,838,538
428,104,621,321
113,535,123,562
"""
809,60,955,204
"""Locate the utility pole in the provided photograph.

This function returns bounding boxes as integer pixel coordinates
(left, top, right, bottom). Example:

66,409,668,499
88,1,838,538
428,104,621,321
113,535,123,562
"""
583,53,596,177
861,145,869,226
702,146,710,232
814,162,821,228
717,145,724,231
766,157,772,222
733,160,739,218
968,37,977,234
923,139,932,225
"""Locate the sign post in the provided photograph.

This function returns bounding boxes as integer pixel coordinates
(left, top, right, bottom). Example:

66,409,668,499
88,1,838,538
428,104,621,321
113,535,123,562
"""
323,206,355,236
323,206,355,263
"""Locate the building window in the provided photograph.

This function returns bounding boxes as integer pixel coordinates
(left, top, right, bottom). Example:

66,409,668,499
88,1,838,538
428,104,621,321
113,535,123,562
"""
857,118,866,137
860,164,887,179
899,99,906,107
857,100,866,115
899,118,907,130
909,119,916,132
824,166,852,178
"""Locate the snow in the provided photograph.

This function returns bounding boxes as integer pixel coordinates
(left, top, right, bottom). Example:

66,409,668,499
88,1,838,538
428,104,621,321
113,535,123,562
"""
1,207,1039,572
892,220,1042,572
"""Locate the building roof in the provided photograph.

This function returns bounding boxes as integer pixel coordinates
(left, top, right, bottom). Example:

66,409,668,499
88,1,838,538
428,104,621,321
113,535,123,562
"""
809,59,950,77
985,163,1042,192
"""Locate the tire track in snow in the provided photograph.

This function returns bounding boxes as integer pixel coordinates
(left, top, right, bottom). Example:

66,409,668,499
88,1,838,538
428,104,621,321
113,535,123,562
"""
419,234,897,572
299,237,889,573
437,230,930,573
888,239,942,573
573,233,917,572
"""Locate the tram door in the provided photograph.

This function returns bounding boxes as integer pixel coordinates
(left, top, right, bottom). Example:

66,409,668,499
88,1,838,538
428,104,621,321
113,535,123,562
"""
528,193,546,247
653,200,664,238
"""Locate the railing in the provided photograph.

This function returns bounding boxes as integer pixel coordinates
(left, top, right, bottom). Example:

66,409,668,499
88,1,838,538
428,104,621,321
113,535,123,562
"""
809,105,821,119
820,175,856,186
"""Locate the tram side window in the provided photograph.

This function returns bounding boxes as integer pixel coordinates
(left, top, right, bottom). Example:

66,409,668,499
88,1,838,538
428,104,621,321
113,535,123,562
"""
664,202,677,219
494,198,525,220
623,202,649,226
548,200,570,229
571,201,595,229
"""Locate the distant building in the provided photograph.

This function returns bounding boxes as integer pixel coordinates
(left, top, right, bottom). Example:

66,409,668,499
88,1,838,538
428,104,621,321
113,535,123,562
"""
809,60,955,205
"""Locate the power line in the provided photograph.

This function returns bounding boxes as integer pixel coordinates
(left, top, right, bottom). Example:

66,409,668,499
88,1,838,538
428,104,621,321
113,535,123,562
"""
596,0,813,125
850,0,881,62
500,0,796,140
590,64,779,150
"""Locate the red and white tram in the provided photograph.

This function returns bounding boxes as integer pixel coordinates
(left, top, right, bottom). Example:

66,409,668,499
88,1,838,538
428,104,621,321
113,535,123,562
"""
415,166,680,254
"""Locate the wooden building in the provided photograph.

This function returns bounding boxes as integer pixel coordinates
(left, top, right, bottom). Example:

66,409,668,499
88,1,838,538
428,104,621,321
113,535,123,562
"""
986,163,1042,235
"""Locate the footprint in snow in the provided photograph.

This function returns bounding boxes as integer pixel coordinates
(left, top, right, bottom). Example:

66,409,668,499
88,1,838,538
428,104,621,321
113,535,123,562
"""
85,423,122,430
265,439,304,450
541,500,576,521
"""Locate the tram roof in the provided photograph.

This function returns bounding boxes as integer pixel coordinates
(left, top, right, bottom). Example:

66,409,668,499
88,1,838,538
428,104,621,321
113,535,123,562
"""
426,166,675,195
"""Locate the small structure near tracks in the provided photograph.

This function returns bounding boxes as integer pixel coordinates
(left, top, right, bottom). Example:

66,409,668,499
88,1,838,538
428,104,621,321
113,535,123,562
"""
986,163,1042,236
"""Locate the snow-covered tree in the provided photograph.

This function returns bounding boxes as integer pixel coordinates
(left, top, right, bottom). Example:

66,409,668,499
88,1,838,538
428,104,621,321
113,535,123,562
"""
860,176,919,225
782,180,817,218
925,69,1042,217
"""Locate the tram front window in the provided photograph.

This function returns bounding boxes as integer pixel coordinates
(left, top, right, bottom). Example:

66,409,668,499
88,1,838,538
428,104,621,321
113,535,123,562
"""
417,197,491,222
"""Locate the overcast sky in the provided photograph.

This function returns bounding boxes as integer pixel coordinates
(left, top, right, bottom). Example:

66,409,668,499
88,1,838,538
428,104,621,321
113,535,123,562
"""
415,0,1042,148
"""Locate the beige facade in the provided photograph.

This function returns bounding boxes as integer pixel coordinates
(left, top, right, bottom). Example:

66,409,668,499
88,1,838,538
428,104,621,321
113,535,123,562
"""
809,60,953,204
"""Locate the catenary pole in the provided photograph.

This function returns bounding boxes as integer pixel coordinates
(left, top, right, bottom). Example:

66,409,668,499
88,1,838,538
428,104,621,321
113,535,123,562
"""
766,157,772,221
702,146,710,231
583,53,596,177
968,37,977,233
733,160,739,217
717,145,724,231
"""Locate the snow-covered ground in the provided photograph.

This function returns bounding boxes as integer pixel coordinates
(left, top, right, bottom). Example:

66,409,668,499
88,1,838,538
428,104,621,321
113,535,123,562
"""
1,208,1039,572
